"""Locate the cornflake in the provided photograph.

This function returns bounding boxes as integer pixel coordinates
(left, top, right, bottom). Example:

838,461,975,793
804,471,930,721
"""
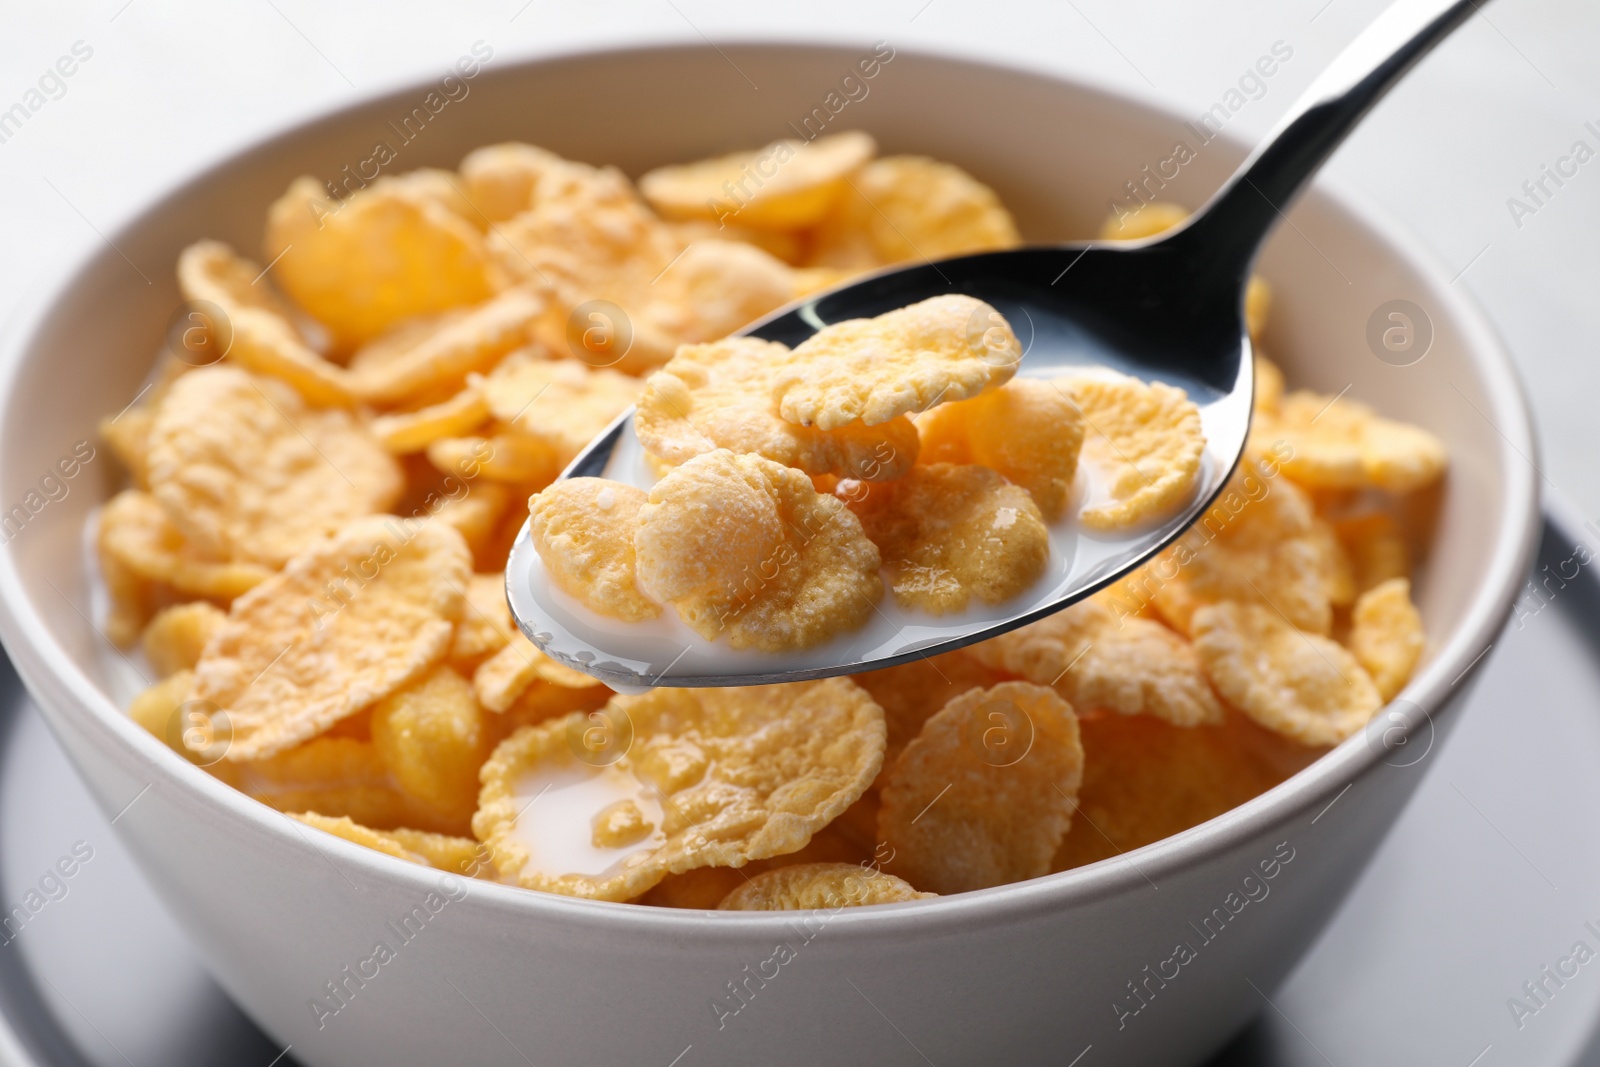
371,664,488,832
635,337,919,480
473,632,603,714
528,478,658,622
1258,390,1448,493
915,377,1085,519
717,862,932,909
237,736,414,830
878,682,1083,894
141,601,226,677
472,678,885,901
807,156,1021,268
970,598,1223,726
1067,373,1204,531
639,131,876,229
264,176,500,351
175,240,355,407
1192,601,1381,747
846,463,1048,614
193,516,470,761
348,289,541,406
635,450,881,651
851,649,1005,786
98,489,273,601
475,350,642,467
146,367,402,568
1349,577,1425,700
368,387,489,454
775,296,1021,430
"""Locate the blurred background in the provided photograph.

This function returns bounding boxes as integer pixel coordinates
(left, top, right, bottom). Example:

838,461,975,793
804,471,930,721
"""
0,1,1597,1064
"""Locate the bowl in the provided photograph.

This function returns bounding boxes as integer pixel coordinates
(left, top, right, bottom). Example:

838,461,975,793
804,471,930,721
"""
0,42,1539,1067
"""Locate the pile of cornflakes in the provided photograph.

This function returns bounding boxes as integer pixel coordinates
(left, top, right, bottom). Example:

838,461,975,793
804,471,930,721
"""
96,123,1445,912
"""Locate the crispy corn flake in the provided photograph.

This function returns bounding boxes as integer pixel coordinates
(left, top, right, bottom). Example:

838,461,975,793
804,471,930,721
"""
852,649,1006,784
239,736,414,830
636,450,881,651
291,812,427,864
475,350,641,466
1260,390,1448,493
1246,277,1272,341
669,219,803,264
146,367,403,567
493,676,613,736
1335,512,1410,594
1052,711,1290,872
640,824,872,908
651,239,799,343
101,549,159,648
385,826,495,877
775,296,1021,430
127,669,193,746
426,434,558,486
640,131,876,229
878,682,1083,894
431,483,512,569
472,678,885,901
635,337,920,480
450,571,515,666
528,478,659,622
1149,462,1337,636
474,631,603,714
807,156,1021,268
1349,577,1425,700
846,463,1048,615
264,176,500,351
459,142,569,222
1308,516,1356,608
98,490,273,602
141,601,227,677
717,862,932,910
176,240,355,406
368,387,489,454
970,598,1223,726
348,289,542,406
100,405,156,489
1067,374,1204,531
371,664,488,831
915,378,1085,520
1192,601,1381,747
194,516,470,762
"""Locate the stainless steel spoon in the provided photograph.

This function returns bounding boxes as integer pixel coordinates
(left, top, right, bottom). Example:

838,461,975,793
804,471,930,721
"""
507,0,1481,689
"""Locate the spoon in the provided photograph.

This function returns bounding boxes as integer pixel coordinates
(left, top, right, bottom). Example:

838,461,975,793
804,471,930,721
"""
507,0,1480,690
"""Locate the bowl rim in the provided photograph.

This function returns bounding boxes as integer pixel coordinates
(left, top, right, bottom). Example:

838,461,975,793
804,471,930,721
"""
0,38,1542,938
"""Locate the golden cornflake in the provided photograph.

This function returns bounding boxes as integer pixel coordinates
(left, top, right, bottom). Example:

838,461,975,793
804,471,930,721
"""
878,682,1083,894
852,649,1006,785
141,601,227,677
98,490,273,601
472,678,885,901
635,337,920,480
449,571,515,666
459,142,569,222
1067,374,1204,530
1259,390,1448,493
176,240,355,406
528,478,659,622
915,377,1085,519
1349,577,1425,700
1335,512,1411,594
970,598,1223,726
1192,601,1381,747
717,862,932,909
368,387,490,454
846,463,1048,614
635,450,882,650
775,296,1021,430
425,434,558,486
371,664,488,832
639,131,876,229
474,631,602,714
146,367,403,567
264,176,500,351
348,289,541,406
475,350,641,467
194,516,470,761
807,156,1021,268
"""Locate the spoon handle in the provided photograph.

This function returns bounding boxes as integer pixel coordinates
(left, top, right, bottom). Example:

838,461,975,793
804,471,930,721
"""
1174,0,1481,279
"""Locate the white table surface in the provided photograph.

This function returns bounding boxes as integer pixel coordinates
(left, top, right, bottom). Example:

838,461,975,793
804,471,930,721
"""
1,2,1598,1064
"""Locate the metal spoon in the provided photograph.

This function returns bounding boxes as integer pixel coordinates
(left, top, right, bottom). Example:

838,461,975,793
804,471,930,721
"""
507,0,1480,689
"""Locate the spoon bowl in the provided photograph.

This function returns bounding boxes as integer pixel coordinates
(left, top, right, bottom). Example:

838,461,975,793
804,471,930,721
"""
508,0,1481,688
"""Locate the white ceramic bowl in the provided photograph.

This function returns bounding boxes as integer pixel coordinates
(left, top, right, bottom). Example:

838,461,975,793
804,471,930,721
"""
0,43,1539,1067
